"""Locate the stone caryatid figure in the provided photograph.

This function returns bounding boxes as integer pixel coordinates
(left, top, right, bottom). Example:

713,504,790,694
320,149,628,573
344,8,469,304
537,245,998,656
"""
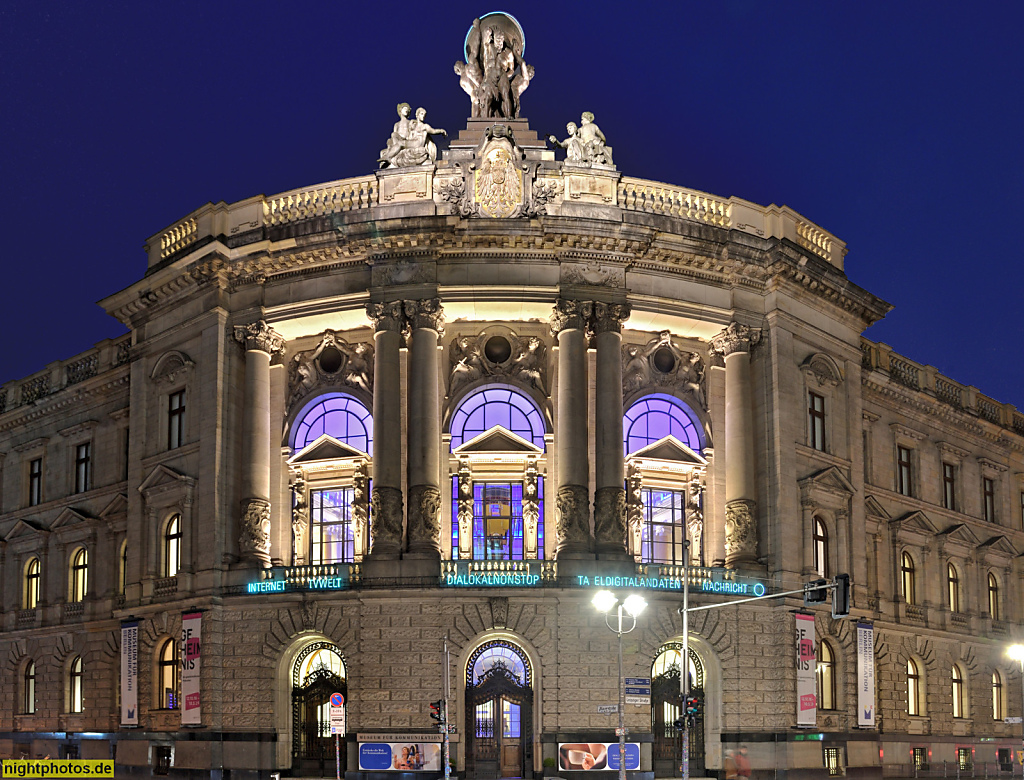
548,112,613,166
455,14,533,119
378,104,447,169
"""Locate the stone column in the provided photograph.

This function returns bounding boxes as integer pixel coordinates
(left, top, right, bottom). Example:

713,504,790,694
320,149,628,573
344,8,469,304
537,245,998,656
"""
366,302,405,559
593,302,630,558
709,321,762,568
404,298,445,558
233,319,285,568
550,299,593,558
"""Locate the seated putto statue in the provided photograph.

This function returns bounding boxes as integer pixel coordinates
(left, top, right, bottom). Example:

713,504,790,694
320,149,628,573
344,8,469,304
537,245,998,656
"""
378,104,447,169
455,15,533,119
548,112,614,167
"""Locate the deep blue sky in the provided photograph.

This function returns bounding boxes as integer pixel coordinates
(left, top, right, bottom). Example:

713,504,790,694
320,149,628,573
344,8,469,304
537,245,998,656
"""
2,2,1022,407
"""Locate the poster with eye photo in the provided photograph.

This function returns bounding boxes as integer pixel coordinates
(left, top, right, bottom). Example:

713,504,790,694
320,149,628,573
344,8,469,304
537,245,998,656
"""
559,743,639,771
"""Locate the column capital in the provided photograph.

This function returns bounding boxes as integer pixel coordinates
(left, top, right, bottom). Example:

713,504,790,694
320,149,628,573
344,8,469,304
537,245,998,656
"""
592,302,631,335
233,320,285,355
366,301,405,334
549,298,593,336
710,321,762,358
404,298,445,335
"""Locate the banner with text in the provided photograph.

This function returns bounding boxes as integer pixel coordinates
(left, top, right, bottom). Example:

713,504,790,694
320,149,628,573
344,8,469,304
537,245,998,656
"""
857,623,876,727
358,742,441,771
180,612,202,725
795,613,816,726
120,621,138,726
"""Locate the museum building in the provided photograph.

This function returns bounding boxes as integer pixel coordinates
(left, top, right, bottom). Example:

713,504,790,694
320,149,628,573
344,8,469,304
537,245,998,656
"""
2,13,1024,780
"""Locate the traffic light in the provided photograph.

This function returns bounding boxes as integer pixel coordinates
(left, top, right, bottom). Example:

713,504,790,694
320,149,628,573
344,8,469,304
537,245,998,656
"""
832,573,851,618
804,578,829,605
673,718,684,730
684,695,699,717
430,700,444,725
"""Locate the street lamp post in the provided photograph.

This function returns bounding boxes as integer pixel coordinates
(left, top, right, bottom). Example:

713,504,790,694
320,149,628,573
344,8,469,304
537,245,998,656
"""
593,591,647,780
1007,645,1024,768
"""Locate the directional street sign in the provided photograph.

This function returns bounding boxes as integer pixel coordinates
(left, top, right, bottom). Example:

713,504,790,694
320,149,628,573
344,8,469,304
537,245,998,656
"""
624,678,651,686
624,677,651,706
597,704,619,714
624,687,650,695
1005,716,1023,724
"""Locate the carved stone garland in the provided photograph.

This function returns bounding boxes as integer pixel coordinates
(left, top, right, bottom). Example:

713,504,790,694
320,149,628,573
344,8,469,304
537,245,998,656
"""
289,331,374,404
448,330,549,397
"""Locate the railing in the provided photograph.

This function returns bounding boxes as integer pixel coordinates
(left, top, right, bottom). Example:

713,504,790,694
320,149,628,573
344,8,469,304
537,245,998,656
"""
905,604,925,622
153,576,178,597
259,563,360,588
618,178,731,226
20,374,51,405
862,339,1022,438
950,612,969,629
262,177,378,227
796,220,832,260
65,354,98,386
161,217,197,259
16,609,36,627
63,602,84,620
441,559,556,585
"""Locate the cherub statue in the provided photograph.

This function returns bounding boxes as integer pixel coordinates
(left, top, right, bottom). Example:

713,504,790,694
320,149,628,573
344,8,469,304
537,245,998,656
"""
578,112,613,166
378,105,446,169
547,122,585,164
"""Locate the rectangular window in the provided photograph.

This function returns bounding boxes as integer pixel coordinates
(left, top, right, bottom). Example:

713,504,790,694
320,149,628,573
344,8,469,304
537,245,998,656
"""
310,488,356,564
475,700,494,738
912,748,928,771
823,746,844,776
983,477,995,522
808,391,825,451
123,428,130,481
28,458,42,506
641,488,686,564
473,483,523,560
942,463,956,510
896,446,913,497
502,700,521,738
74,442,91,494
168,390,186,449
957,748,972,770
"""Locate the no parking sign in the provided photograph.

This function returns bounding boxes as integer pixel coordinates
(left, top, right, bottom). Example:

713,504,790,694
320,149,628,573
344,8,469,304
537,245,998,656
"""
330,692,346,735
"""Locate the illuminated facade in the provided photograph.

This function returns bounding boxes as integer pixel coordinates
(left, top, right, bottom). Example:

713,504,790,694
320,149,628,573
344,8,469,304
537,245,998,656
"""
3,21,1024,780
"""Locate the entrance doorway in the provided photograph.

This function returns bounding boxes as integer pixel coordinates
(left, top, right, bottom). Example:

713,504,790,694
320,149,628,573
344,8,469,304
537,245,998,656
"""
292,642,347,774
465,641,533,778
651,643,705,776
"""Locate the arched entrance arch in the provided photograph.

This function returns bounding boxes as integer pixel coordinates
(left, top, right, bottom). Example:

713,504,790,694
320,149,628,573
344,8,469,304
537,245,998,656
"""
651,643,705,776
465,639,533,778
291,641,347,772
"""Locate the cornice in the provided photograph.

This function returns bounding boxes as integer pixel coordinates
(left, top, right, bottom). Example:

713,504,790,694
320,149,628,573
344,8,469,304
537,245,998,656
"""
0,374,130,435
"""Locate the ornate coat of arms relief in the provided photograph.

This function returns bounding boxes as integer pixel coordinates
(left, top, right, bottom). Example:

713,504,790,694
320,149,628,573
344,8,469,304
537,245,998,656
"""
473,132,524,218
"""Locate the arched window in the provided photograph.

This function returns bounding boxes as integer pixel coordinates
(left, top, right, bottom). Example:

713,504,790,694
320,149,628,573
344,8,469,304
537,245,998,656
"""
651,645,701,688
992,670,1004,720
69,656,83,713
817,641,836,710
947,563,960,613
901,552,916,605
907,658,922,716
468,640,531,686
449,384,546,451
70,548,88,603
952,664,965,718
988,573,1000,620
296,645,346,685
164,515,181,577
158,638,179,709
623,394,703,456
23,661,36,714
291,393,373,453
119,540,128,595
813,518,829,578
24,558,41,609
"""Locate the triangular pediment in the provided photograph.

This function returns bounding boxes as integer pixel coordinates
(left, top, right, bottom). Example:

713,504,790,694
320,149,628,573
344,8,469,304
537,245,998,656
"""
99,493,129,518
863,496,890,520
938,523,981,547
4,519,45,542
288,434,367,464
798,466,855,496
890,510,939,536
453,426,543,455
51,507,90,530
978,535,1018,556
138,464,193,494
628,436,706,466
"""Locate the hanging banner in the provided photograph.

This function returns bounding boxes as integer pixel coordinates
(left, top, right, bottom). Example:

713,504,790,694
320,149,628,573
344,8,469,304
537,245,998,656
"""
795,613,817,726
857,622,876,727
181,612,202,725
120,620,139,726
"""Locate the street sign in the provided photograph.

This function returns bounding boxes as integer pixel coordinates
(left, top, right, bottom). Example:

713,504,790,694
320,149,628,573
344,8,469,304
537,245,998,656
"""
625,695,651,706
1005,716,1022,724
330,691,346,735
624,686,651,695
624,678,650,686
597,704,619,714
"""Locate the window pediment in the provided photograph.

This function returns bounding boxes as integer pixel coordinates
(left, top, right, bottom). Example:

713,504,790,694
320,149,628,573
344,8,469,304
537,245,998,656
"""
453,425,544,457
864,495,890,520
628,435,706,468
50,507,91,535
138,464,195,499
799,466,855,498
288,434,368,465
4,520,48,550
937,522,981,549
978,535,1018,558
890,510,939,540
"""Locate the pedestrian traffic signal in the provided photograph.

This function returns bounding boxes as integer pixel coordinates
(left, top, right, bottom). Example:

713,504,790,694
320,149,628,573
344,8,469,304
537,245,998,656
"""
804,578,829,605
430,700,444,724
832,573,851,618
673,718,684,730
684,695,700,716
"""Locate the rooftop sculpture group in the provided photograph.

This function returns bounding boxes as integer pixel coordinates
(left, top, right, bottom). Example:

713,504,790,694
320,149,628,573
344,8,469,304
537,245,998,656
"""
378,104,447,169
455,14,533,119
548,112,614,167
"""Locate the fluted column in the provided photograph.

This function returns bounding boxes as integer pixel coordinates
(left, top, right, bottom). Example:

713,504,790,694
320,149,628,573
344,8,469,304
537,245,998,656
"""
593,302,631,558
550,299,593,558
709,321,762,568
405,298,445,558
367,302,405,559
233,320,285,568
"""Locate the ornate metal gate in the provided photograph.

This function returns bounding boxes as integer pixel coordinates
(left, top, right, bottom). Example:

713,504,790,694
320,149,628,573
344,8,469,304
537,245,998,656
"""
651,649,705,776
466,647,533,778
292,642,347,770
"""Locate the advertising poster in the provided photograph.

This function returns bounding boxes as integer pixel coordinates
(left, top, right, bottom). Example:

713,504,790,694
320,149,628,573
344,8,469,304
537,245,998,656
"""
120,620,138,726
358,742,442,771
180,612,202,725
795,613,817,726
857,623,876,727
558,743,640,771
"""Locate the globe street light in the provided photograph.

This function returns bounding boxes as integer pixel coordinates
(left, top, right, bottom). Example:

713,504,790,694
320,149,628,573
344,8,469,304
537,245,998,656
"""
593,590,647,780
1007,644,1024,765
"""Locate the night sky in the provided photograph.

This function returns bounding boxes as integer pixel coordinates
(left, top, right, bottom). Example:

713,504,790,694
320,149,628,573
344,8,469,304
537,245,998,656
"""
2,3,1022,407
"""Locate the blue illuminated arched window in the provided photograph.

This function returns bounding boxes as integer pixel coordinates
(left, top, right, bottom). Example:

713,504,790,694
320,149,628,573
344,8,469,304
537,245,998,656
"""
291,393,373,453
449,385,546,451
623,394,703,455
